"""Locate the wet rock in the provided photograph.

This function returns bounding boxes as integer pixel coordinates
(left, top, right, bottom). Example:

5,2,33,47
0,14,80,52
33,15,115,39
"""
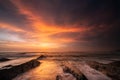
0,57,10,62
0,59,40,80
62,66,88,80
36,55,46,60
87,61,120,80
1,65,13,69
56,74,76,80
114,49,120,52
56,75,62,80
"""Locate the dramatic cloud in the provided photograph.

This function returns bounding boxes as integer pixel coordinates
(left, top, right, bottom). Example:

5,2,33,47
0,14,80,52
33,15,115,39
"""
0,0,120,52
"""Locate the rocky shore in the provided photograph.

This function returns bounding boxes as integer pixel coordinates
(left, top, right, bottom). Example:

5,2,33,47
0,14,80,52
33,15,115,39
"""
87,61,120,80
0,57,11,62
62,65,88,80
0,59,40,80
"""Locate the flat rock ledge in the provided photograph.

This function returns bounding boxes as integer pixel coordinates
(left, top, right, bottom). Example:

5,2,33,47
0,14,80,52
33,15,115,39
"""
62,65,88,80
0,59,40,80
87,61,120,80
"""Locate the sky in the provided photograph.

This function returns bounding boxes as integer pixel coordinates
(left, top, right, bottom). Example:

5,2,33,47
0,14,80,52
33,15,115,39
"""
0,0,120,52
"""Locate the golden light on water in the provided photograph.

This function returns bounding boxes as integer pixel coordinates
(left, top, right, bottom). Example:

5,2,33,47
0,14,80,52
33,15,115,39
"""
14,61,63,80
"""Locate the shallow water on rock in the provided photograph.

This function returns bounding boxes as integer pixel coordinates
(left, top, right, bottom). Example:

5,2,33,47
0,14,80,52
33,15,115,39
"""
13,60,76,80
0,52,119,80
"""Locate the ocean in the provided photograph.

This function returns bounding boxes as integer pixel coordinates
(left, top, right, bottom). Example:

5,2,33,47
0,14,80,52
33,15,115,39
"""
0,52,120,80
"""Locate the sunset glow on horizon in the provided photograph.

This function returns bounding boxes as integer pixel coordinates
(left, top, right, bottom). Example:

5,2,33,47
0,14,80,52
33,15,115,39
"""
0,0,120,52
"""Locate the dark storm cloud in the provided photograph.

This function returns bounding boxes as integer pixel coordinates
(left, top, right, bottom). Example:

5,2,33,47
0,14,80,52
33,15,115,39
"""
20,0,120,50
0,0,32,31
21,0,120,25
21,0,87,25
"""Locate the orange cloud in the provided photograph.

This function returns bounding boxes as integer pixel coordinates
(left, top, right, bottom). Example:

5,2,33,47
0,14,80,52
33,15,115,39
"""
5,0,91,49
0,23,24,32
0,0,118,52
0,0,90,52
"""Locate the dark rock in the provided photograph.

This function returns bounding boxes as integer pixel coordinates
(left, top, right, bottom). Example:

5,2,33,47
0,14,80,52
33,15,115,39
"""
0,57,10,62
109,61,120,67
114,49,120,52
2,65,13,69
19,53,26,55
87,61,120,80
36,55,46,60
0,59,40,80
56,75,62,80
62,66,88,80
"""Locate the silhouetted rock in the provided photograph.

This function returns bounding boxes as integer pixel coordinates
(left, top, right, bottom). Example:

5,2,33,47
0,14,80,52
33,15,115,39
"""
0,57,10,62
36,55,46,60
0,59,40,80
19,53,26,55
114,49,120,52
87,61,120,80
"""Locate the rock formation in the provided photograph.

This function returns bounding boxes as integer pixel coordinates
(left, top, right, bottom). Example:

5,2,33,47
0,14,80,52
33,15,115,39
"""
0,59,40,80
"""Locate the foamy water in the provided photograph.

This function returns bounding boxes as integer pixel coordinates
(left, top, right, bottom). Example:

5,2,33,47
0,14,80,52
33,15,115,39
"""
0,52,120,80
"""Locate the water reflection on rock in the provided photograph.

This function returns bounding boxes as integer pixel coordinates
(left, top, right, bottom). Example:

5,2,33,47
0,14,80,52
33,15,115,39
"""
13,60,63,80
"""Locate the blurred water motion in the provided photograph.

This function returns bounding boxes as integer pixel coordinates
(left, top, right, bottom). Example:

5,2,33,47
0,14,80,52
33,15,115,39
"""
0,52,120,80
13,60,64,80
